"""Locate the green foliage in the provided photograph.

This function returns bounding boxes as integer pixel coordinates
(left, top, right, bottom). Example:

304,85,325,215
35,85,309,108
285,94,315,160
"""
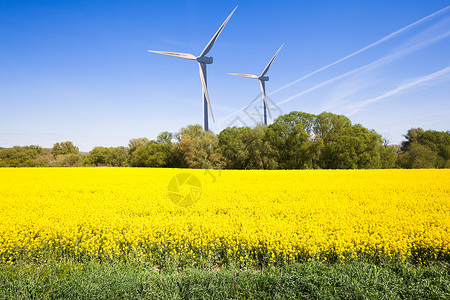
219,126,249,169
267,112,322,169
85,146,128,167
51,141,79,158
398,143,438,169
35,149,53,167
107,146,128,167
127,133,179,168
416,130,450,167
156,131,173,144
85,146,110,166
0,260,449,299
398,128,449,168
155,132,187,168
400,128,424,152
24,159,37,167
177,125,225,169
51,154,84,167
7,159,21,168
0,146,41,167
1,113,448,170
128,138,149,157
320,124,383,169
266,112,383,169
380,145,398,169
129,141,168,167
219,125,277,169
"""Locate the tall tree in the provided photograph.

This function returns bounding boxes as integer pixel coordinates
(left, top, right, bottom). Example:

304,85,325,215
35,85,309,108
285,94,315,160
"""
400,128,425,152
246,125,278,169
128,138,149,157
0,146,41,167
416,130,450,167
86,147,111,166
267,112,322,169
379,145,398,169
177,125,225,169
218,126,250,169
219,125,277,169
319,124,382,169
51,141,79,158
398,143,438,169
107,146,128,167
398,128,449,168
129,141,167,167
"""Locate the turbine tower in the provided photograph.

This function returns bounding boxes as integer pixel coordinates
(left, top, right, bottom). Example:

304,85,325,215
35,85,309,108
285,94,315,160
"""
228,44,283,125
148,6,237,131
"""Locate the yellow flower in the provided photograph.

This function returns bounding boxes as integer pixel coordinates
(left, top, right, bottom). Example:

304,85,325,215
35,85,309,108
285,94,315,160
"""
0,168,448,264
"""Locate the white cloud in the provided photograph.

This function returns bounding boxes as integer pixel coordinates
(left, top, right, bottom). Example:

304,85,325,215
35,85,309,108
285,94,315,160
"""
346,65,450,116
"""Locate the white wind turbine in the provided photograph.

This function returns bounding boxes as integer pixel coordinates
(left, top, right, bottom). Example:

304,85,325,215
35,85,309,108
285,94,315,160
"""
148,6,237,131
228,44,283,125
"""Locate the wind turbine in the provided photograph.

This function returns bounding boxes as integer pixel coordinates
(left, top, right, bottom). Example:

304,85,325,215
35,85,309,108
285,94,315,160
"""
228,44,283,125
148,6,237,131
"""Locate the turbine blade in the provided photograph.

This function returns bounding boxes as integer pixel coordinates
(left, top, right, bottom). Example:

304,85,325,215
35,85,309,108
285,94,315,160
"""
198,63,215,123
147,50,196,60
227,73,259,79
260,44,284,77
199,6,237,57
259,80,271,119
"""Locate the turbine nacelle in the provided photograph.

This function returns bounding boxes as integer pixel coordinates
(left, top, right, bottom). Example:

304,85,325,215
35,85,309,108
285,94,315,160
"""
196,56,213,64
259,76,269,81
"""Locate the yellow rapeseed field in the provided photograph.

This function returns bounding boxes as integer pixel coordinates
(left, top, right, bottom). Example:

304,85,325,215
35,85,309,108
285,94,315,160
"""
0,168,449,265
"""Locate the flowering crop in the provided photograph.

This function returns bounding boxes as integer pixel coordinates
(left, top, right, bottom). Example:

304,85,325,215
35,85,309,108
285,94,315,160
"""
0,168,448,265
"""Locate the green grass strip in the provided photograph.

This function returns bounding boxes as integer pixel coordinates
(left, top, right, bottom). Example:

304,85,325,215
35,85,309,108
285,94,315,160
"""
0,260,449,299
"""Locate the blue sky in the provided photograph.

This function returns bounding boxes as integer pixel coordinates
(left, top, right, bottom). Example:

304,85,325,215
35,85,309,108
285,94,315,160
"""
0,0,449,151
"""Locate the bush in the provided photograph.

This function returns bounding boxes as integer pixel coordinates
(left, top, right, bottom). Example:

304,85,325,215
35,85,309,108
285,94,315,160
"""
52,154,85,167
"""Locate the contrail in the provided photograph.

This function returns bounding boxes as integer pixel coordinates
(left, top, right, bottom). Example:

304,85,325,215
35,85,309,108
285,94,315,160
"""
275,30,450,106
346,65,450,115
218,5,449,123
268,5,450,96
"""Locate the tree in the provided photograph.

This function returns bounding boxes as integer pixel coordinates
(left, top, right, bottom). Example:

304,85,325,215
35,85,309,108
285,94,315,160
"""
313,112,352,141
218,126,250,169
398,143,437,169
127,132,181,168
0,146,41,167
265,111,384,169
246,125,278,169
219,125,277,169
266,112,322,169
35,149,53,167
51,141,79,158
177,125,225,169
86,147,111,166
156,131,173,144
129,141,167,167
107,146,128,167
400,128,424,153
398,128,449,168
416,130,450,168
380,145,398,169
85,146,129,167
319,124,382,169
128,138,149,157
52,154,84,167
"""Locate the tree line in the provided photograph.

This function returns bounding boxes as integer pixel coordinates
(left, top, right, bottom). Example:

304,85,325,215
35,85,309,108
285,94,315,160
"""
1,111,448,169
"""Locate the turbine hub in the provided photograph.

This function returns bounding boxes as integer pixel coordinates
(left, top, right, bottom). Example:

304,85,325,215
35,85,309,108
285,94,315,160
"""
259,76,269,81
196,56,213,64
